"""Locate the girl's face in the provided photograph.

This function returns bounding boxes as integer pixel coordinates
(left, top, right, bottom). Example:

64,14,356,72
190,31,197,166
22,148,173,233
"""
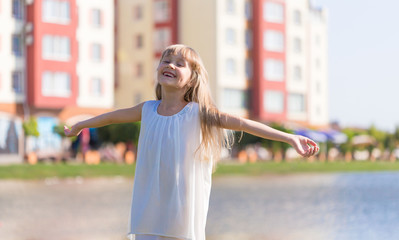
157,53,192,90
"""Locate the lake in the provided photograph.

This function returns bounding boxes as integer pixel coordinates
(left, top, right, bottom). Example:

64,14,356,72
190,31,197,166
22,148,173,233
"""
1,172,399,240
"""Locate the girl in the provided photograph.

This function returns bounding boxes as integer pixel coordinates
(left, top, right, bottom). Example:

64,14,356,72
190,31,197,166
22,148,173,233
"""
64,44,319,240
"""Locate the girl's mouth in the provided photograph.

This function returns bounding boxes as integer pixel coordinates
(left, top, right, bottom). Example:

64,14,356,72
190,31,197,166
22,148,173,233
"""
163,71,176,78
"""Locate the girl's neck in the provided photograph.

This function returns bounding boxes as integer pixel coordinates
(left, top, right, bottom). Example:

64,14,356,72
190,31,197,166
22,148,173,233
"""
160,88,188,107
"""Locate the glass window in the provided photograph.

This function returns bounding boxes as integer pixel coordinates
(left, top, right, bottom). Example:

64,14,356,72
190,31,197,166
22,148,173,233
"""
42,35,71,61
264,59,284,81
91,78,103,97
293,10,301,25
91,43,102,61
288,93,305,113
293,66,302,81
134,93,142,105
293,37,302,53
245,29,252,49
91,9,102,27
223,88,246,109
154,29,170,52
264,2,284,23
12,71,23,94
264,30,284,52
12,35,22,57
226,28,236,45
226,58,236,75
154,0,169,23
134,5,143,20
245,1,252,19
42,0,70,24
226,0,235,14
41,71,71,97
136,34,144,49
264,91,284,113
12,0,23,20
136,63,143,77
245,59,253,79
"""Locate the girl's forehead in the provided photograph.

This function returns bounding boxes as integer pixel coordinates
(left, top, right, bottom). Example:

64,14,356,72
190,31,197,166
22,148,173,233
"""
163,53,186,61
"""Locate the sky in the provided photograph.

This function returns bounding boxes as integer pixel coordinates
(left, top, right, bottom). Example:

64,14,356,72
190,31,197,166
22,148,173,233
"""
313,0,399,132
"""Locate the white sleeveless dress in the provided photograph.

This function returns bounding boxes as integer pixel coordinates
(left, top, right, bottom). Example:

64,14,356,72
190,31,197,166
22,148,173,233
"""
128,100,212,240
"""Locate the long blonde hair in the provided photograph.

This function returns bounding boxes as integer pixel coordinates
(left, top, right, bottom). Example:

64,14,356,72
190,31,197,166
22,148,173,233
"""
155,44,233,163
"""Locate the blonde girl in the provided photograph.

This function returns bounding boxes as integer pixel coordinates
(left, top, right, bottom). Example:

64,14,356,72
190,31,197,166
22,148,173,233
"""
64,44,319,240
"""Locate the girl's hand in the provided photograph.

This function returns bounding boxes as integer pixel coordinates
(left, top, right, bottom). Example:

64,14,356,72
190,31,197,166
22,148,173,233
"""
64,125,82,137
290,135,319,158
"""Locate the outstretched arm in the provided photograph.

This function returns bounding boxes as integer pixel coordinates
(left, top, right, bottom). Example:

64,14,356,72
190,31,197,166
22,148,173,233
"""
64,102,145,137
220,113,319,158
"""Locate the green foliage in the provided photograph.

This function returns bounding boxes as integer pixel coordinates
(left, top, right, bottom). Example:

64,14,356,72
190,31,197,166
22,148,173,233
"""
22,117,39,137
234,122,293,153
97,122,141,145
53,124,77,142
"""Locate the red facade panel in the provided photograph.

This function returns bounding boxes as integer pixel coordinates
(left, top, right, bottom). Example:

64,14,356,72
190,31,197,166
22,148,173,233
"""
251,0,286,123
26,0,78,109
153,0,178,58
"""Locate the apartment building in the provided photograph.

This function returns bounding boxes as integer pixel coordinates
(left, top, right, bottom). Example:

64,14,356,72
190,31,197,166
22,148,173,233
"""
0,0,114,163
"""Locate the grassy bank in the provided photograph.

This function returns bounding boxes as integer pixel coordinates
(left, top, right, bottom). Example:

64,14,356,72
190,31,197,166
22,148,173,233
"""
2,160,399,180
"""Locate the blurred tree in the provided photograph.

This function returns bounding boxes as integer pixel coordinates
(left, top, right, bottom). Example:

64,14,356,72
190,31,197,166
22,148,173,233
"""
22,117,39,137
97,122,141,146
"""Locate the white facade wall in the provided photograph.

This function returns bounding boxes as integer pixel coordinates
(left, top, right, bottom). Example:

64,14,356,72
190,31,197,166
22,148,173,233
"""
286,0,309,122
0,0,25,104
216,0,248,116
309,8,329,126
76,0,114,108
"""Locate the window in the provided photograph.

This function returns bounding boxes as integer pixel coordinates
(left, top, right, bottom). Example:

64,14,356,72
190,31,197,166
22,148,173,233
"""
12,0,23,20
42,0,70,24
136,63,143,77
226,0,235,14
293,10,301,25
42,71,71,97
288,93,305,113
91,9,102,27
222,89,246,109
293,37,302,53
245,29,252,49
154,29,170,52
264,30,284,52
264,91,284,113
12,35,22,57
133,5,143,20
90,78,103,97
245,1,252,19
136,34,144,49
134,93,142,105
226,58,236,75
264,59,284,81
42,35,71,61
245,59,253,79
91,43,102,61
293,66,302,81
226,28,236,45
154,0,169,23
264,2,283,23
12,71,23,94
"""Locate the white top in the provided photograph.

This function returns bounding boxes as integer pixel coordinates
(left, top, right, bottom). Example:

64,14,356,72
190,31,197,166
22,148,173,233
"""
128,100,212,240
